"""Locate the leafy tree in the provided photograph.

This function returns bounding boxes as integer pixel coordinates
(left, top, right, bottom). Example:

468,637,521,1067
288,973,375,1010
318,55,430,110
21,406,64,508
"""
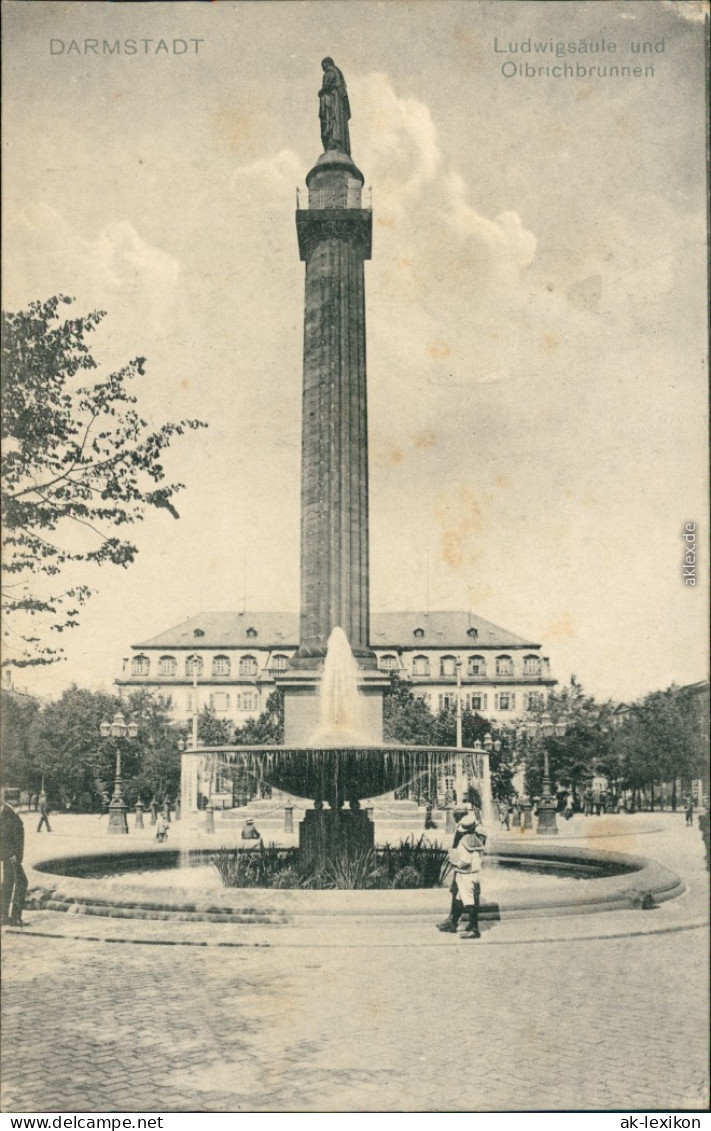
383,676,436,746
612,684,709,808
5,685,182,809
122,689,182,805
30,684,123,808
194,706,234,747
233,690,284,746
521,676,615,801
2,295,207,667
0,687,41,790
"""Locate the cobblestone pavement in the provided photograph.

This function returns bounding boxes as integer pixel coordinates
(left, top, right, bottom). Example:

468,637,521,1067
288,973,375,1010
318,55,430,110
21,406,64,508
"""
1,815,709,1113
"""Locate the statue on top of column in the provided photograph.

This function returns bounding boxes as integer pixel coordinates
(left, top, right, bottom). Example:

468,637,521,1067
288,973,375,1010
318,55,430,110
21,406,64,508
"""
318,58,351,155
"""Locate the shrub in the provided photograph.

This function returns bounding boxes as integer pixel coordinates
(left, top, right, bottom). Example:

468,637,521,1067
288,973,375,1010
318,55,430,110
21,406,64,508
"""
270,866,304,889
211,835,450,890
392,865,422,889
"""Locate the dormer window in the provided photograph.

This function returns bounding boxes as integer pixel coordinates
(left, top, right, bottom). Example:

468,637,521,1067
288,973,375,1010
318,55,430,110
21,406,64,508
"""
193,628,205,638
413,627,425,638
467,627,478,639
246,627,258,639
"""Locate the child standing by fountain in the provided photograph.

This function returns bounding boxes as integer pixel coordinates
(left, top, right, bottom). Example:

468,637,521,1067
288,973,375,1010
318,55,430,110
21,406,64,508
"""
450,832,484,939
437,814,485,936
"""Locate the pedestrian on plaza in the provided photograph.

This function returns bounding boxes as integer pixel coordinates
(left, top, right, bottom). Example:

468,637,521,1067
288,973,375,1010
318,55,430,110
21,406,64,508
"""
1,790,29,926
149,797,158,825
98,790,111,819
241,818,261,841
437,812,485,934
155,814,169,843
446,829,484,939
163,797,171,824
499,800,510,831
563,792,574,821
685,797,694,827
36,795,52,833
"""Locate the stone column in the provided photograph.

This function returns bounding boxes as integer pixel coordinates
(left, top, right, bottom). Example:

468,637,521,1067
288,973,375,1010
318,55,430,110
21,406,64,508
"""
293,151,375,670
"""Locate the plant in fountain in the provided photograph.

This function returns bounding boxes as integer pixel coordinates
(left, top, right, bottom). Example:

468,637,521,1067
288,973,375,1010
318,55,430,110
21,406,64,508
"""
211,836,449,890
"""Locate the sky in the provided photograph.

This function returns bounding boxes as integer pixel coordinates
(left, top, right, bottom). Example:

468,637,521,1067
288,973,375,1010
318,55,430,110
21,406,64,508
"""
2,0,708,704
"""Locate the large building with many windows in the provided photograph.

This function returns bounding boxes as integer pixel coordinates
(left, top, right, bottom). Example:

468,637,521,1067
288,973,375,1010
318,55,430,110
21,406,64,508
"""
116,609,556,726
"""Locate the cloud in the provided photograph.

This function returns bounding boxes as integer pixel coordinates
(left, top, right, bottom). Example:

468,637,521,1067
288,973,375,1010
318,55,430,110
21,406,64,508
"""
230,148,302,194
350,72,441,215
6,205,181,336
660,0,707,22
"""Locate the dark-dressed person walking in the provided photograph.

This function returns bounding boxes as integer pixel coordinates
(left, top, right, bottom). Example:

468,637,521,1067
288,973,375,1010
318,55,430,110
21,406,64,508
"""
1,790,28,926
36,794,52,833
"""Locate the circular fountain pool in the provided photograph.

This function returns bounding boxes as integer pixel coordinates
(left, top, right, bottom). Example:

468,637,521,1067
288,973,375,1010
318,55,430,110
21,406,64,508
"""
29,842,685,924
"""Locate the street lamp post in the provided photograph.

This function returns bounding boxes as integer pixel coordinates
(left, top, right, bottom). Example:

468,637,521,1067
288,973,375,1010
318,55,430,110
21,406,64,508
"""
534,712,567,836
482,731,500,830
99,711,139,835
454,657,467,806
186,653,200,751
455,657,463,750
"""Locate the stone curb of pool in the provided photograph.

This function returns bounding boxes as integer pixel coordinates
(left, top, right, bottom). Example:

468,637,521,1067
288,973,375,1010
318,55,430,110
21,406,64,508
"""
25,842,685,925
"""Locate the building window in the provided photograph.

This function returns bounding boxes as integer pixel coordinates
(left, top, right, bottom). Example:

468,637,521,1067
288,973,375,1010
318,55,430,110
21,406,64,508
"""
159,655,177,677
193,628,205,638
525,692,544,711
271,654,289,672
496,655,514,676
212,655,231,677
186,655,204,677
412,655,430,677
496,693,516,711
132,655,150,677
440,655,457,677
438,693,456,711
379,654,398,672
239,655,258,677
523,655,542,676
238,691,259,711
246,627,258,639
413,627,425,638
466,693,488,711
209,692,230,711
467,627,478,639
415,692,431,706
468,655,486,676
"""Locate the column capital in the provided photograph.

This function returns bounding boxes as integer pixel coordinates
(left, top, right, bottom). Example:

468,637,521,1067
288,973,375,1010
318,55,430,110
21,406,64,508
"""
296,209,372,261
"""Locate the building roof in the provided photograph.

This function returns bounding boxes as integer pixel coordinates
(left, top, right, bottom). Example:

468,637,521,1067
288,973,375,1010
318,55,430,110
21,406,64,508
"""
372,611,537,649
134,610,539,651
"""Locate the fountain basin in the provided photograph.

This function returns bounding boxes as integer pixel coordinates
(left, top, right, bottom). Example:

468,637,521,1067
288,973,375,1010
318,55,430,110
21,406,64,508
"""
28,843,685,923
